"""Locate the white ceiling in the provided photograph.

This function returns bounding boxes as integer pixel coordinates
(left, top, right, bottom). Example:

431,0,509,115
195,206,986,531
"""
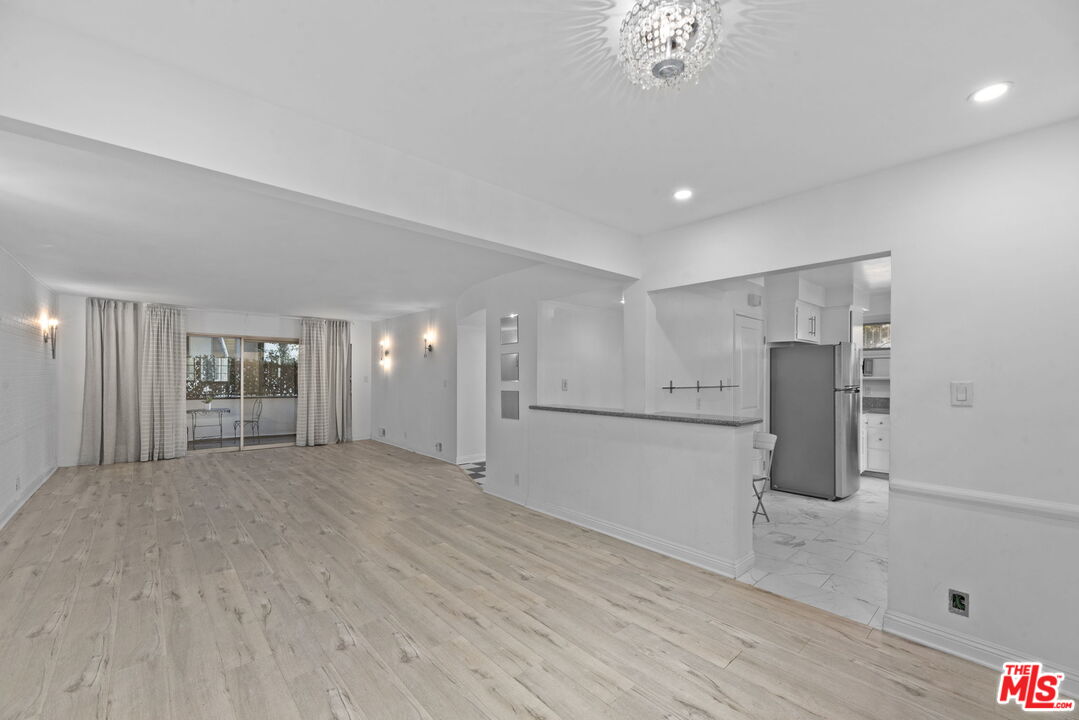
3,0,1077,235
684,256,890,298
0,130,539,320
800,257,891,291
554,286,629,309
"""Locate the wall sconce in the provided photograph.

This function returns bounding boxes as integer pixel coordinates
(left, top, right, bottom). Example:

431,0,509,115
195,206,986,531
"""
41,315,58,359
423,332,435,358
378,340,391,368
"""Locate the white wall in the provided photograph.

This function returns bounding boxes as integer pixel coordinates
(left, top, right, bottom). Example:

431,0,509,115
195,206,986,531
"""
865,290,892,322
620,280,656,413
651,281,763,416
56,293,86,467
0,250,57,527
537,301,624,408
351,320,373,442
57,297,372,464
527,411,756,578
641,118,1079,686
456,310,486,464
371,305,457,462
456,265,628,505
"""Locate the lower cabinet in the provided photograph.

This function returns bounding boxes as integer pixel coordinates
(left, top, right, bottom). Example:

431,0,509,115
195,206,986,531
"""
866,448,890,474
861,414,890,474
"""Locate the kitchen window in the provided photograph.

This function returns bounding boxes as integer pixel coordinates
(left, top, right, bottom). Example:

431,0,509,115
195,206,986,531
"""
863,322,891,349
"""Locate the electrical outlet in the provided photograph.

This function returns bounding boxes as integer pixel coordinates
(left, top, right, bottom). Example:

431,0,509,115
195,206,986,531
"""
949,589,969,617
514,473,520,486
561,379,568,391
15,475,21,492
696,397,702,410
950,381,974,407
379,428,386,437
435,442,442,452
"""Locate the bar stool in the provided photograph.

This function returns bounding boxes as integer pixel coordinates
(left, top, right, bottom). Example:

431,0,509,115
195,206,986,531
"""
752,432,777,524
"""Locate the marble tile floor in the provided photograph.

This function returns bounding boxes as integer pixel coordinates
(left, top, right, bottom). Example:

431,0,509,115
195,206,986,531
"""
460,460,487,484
738,476,889,628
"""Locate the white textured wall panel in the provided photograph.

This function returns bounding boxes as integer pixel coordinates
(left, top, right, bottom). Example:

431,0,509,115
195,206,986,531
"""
0,250,57,526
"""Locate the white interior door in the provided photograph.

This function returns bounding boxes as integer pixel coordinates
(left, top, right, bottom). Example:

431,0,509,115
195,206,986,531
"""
733,314,764,419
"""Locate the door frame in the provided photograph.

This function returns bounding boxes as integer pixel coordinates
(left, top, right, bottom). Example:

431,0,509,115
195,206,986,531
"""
732,312,765,422
186,333,300,453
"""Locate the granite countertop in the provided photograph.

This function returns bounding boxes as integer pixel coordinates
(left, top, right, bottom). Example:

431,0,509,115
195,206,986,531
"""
528,404,763,427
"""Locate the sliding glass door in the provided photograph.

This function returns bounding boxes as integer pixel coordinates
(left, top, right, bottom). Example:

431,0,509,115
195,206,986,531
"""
186,335,240,451
240,339,299,448
186,334,299,452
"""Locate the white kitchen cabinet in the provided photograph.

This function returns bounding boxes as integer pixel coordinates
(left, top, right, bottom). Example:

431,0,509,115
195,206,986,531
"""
764,272,824,344
795,300,822,343
863,414,890,474
867,449,890,474
767,299,822,344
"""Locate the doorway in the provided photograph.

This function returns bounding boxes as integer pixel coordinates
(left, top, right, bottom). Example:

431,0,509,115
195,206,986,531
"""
456,310,487,481
738,256,892,628
733,314,764,420
186,334,300,452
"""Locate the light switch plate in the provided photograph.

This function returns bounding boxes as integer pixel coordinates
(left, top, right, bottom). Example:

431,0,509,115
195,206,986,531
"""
950,381,974,407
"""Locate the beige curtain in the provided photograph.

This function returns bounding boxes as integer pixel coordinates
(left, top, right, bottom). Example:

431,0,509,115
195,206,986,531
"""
296,318,351,446
327,319,353,444
78,298,141,465
139,304,187,461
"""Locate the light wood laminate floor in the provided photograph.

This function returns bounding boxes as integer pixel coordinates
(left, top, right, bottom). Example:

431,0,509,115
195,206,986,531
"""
0,441,1025,719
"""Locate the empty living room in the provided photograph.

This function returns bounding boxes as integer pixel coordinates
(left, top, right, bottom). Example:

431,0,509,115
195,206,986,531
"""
1,1,1077,718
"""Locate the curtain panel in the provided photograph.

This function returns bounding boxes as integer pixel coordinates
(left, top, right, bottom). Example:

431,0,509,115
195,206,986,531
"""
296,318,352,446
78,298,141,465
326,319,353,444
139,304,187,461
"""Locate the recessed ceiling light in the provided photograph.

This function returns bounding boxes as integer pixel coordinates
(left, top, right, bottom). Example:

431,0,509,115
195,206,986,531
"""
673,188,693,202
969,81,1012,104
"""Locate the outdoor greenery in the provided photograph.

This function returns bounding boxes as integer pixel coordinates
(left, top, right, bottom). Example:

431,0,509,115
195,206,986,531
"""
185,342,298,400
244,342,299,398
863,322,892,349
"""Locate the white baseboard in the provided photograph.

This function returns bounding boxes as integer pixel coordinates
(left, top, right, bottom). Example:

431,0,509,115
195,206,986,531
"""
883,610,1079,700
370,437,453,465
456,453,486,465
520,498,751,579
0,466,57,531
481,484,527,507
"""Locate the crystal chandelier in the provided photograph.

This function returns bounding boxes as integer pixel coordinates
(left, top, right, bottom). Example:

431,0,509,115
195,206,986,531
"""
619,0,723,90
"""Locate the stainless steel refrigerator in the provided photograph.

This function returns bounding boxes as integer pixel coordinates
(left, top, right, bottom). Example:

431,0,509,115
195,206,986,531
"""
769,342,861,500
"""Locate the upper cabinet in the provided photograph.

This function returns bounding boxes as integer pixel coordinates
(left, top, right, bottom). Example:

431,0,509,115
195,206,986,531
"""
795,300,821,343
765,273,825,344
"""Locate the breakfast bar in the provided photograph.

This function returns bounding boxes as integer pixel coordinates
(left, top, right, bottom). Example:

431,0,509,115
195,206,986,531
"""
525,404,762,578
